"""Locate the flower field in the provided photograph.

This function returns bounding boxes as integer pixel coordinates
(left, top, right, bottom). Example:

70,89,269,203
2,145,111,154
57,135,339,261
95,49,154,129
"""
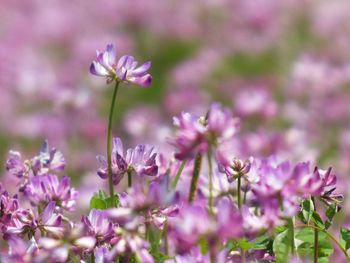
1,1,350,262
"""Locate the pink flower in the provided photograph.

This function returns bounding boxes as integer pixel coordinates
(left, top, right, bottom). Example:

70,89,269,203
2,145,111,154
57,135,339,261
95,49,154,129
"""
90,44,152,87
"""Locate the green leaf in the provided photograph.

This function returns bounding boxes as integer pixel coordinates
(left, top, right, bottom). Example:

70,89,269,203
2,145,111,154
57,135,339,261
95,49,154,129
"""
295,227,333,261
252,235,272,250
148,226,163,262
199,238,209,255
311,211,325,229
105,195,119,208
273,229,290,263
299,199,314,225
89,190,119,209
237,239,253,250
340,228,350,251
325,204,339,230
89,194,106,209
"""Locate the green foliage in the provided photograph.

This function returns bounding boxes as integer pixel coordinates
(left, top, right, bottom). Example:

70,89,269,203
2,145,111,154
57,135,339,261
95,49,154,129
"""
325,204,339,230
273,229,290,263
251,235,273,251
199,238,209,255
237,238,253,251
299,199,314,225
340,228,350,252
298,200,325,229
89,190,119,209
148,225,164,262
296,227,333,262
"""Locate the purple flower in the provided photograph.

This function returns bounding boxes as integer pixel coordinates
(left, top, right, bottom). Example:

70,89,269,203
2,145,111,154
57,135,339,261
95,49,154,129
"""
1,235,38,263
108,229,154,263
5,151,28,179
24,174,78,211
116,55,152,87
172,104,239,160
38,201,64,237
97,138,158,185
5,209,36,236
315,167,343,204
0,188,20,224
206,103,240,144
5,141,65,189
172,112,208,160
219,157,252,183
215,199,243,241
168,205,212,254
31,140,65,175
38,223,96,262
90,44,152,87
81,209,114,245
90,44,117,83
149,205,179,230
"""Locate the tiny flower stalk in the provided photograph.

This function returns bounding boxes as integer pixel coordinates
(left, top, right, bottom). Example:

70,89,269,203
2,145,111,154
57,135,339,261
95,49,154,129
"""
163,219,169,255
207,147,214,214
311,196,319,263
189,154,203,202
172,160,187,189
127,169,132,188
237,173,242,210
288,217,296,256
107,80,120,205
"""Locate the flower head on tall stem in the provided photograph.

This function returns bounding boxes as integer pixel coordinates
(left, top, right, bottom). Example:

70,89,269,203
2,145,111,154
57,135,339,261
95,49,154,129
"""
90,44,152,87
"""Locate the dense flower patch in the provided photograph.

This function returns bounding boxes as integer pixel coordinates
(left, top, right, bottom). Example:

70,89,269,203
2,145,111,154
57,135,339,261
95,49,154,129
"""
0,44,349,263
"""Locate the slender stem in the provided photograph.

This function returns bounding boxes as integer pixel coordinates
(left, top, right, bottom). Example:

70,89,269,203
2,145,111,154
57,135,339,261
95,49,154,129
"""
288,217,295,255
243,189,247,205
296,224,350,262
188,154,203,203
172,160,186,189
127,170,132,188
207,148,214,214
278,192,295,256
107,81,120,205
241,249,246,263
311,196,318,263
209,250,215,263
69,251,81,263
163,219,169,255
237,175,242,210
91,253,95,263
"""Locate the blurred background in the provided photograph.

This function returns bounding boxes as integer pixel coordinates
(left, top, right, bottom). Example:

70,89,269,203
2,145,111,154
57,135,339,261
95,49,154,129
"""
1,0,350,229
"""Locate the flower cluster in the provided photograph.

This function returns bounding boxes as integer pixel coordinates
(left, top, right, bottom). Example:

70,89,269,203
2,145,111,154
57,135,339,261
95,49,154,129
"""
96,137,158,185
0,44,348,263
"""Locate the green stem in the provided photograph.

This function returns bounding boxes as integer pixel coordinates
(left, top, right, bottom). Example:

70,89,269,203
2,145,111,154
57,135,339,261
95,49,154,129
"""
188,154,203,203
296,224,350,262
243,189,247,205
278,192,295,256
163,219,169,255
69,251,81,263
127,170,132,188
91,253,95,263
172,160,186,189
288,217,295,255
107,81,120,205
311,196,318,263
207,148,214,214
237,175,242,210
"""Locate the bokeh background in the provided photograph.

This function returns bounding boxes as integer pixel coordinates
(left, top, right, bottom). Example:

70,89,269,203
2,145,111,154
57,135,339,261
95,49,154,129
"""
1,0,350,229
